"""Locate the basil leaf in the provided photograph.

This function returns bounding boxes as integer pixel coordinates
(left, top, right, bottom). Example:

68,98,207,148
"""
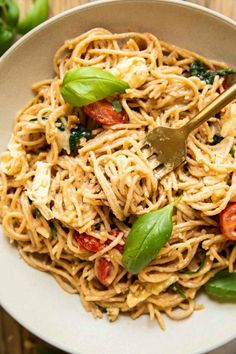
61,67,129,107
0,0,19,27
0,20,13,55
170,283,187,298
17,0,48,35
69,125,91,151
211,134,224,145
111,100,123,113
204,270,236,301
122,202,174,274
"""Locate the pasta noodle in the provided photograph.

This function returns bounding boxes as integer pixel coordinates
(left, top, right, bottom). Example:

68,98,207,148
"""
1,28,236,329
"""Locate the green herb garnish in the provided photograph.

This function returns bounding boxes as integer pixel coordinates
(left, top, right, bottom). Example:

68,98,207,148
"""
211,134,224,145
49,221,57,239
181,246,206,275
230,147,235,157
61,67,129,107
122,202,174,274
69,125,91,151
112,100,123,113
170,283,187,298
205,270,236,301
189,60,236,85
35,208,42,218
57,118,65,131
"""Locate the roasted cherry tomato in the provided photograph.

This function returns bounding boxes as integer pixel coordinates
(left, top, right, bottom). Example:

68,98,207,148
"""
74,229,125,253
219,202,236,240
83,99,128,125
96,257,113,287
74,232,104,252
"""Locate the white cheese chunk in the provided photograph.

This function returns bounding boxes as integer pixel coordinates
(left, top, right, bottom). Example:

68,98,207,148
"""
27,161,53,220
110,57,148,89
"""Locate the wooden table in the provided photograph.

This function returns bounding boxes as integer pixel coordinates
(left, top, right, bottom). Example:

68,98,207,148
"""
0,1,236,353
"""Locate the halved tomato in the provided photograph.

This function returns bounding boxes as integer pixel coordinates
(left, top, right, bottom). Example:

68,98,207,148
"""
83,99,128,125
74,232,104,252
219,202,236,240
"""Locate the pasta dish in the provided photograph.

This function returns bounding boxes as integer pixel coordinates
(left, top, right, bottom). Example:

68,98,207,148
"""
1,28,236,329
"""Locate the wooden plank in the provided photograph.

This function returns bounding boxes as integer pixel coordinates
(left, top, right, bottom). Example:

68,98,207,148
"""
0,0,235,353
1,309,22,354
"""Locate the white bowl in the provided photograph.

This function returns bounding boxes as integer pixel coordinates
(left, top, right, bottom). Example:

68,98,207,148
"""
0,1,236,354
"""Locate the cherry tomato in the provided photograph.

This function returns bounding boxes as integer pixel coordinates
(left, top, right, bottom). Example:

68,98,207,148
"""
74,232,104,252
74,229,125,253
219,202,236,240
83,99,128,125
96,257,113,287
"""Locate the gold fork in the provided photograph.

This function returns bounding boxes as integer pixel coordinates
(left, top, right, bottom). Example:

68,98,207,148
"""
146,82,236,178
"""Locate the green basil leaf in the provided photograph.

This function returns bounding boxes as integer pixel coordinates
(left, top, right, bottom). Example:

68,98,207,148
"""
61,67,129,107
69,125,91,151
0,21,14,55
204,270,236,301
122,202,174,274
0,0,19,27
111,100,123,113
17,0,49,35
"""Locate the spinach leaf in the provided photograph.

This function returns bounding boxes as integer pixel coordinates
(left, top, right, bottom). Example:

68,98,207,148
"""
122,202,174,274
49,221,57,239
230,147,235,157
0,0,19,27
170,283,187,298
189,60,236,85
181,246,206,275
17,0,48,35
211,134,224,145
69,125,91,151
57,118,65,131
61,67,129,107
205,270,236,301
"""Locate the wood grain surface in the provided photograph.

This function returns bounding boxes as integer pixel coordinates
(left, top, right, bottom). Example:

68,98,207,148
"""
0,1,236,353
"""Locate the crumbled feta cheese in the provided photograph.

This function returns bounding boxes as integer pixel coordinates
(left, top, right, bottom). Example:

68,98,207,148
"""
110,57,148,89
27,161,53,220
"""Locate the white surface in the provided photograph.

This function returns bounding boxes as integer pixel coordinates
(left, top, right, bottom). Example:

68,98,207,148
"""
0,1,236,354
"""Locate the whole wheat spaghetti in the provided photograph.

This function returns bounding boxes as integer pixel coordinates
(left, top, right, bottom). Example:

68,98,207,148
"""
1,28,236,329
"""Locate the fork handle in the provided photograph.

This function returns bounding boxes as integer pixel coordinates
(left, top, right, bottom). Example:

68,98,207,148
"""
182,82,236,135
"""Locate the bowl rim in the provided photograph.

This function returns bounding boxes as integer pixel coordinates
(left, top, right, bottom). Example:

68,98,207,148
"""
0,0,236,65
0,1,236,353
